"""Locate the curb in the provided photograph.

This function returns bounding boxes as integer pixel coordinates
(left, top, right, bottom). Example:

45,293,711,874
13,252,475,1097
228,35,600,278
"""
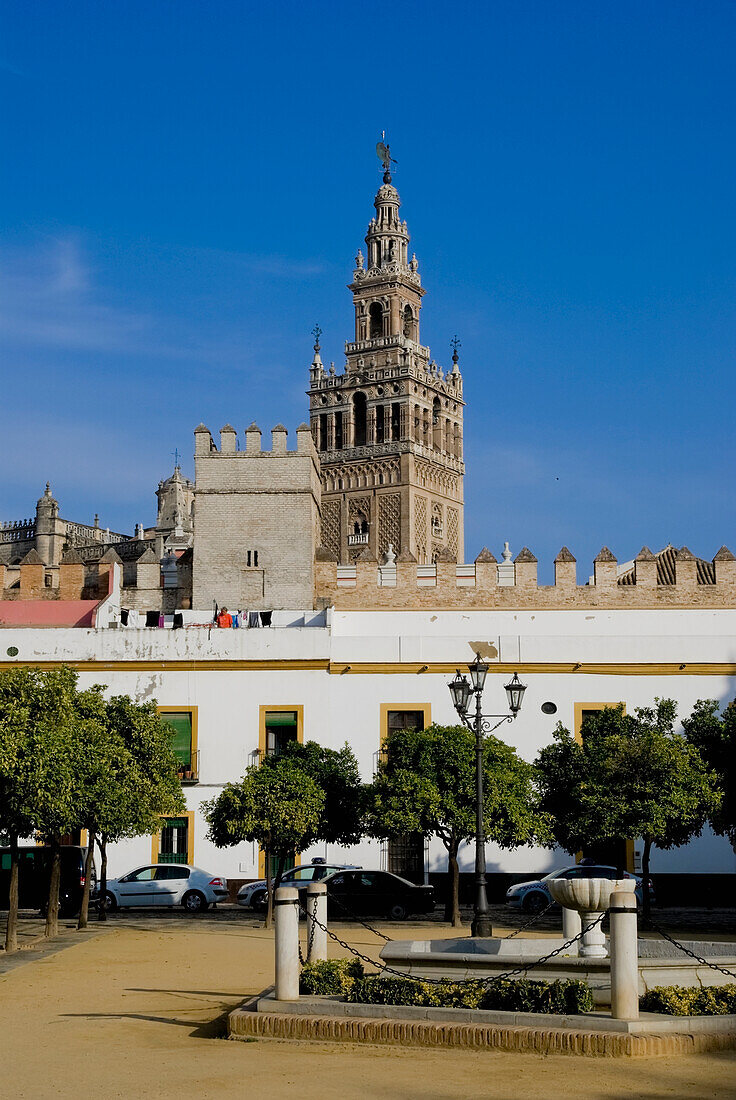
228,1007,736,1057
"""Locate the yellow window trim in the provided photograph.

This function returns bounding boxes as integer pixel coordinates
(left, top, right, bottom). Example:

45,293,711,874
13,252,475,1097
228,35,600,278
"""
379,703,432,752
573,702,625,746
151,811,195,866
157,705,198,770
258,704,304,758
257,705,305,876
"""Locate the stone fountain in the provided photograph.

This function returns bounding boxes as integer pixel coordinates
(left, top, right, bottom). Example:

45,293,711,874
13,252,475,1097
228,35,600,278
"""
379,877,736,1007
546,876,632,958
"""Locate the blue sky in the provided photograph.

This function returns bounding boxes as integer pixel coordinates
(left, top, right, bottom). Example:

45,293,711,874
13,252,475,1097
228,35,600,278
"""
2,1,734,578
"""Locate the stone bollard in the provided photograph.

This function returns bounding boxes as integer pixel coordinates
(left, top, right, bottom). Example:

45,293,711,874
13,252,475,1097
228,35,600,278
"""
305,882,328,963
562,906,581,955
274,886,300,1001
609,884,639,1020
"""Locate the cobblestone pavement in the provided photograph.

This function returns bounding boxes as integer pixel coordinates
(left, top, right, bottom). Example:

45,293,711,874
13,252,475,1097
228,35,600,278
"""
3,901,734,946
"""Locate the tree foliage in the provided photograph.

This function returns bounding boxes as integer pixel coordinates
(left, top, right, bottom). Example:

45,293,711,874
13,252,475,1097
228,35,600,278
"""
204,757,325,924
535,700,718,916
205,759,324,852
0,666,185,943
0,667,92,941
264,740,365,846
368,724,550,926
81,694,185,924
682,697,736,849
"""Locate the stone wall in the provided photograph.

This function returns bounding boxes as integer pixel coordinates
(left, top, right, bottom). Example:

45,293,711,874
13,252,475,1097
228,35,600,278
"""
192,422,321,611
315,545,736,610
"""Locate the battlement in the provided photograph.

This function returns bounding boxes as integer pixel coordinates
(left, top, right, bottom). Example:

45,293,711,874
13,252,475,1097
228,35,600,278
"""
194,422,316,458
315,544,736,610
192,422,321,611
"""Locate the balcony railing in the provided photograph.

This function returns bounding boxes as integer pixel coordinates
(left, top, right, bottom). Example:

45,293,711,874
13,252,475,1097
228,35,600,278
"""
176,749,200,784
347,532,370,547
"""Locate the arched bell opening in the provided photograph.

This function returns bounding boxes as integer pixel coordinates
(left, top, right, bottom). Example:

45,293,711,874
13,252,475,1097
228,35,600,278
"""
353,392,368,446
369,302,384,339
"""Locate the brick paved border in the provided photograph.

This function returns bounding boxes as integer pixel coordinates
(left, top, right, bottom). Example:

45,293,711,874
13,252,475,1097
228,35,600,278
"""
229,1007,736,1057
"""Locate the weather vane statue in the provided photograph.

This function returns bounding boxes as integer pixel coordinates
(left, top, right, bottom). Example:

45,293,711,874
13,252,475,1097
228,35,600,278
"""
376,130,398,182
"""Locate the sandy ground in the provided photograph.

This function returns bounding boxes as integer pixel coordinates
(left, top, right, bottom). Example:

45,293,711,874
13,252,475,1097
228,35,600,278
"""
1,920,735,1100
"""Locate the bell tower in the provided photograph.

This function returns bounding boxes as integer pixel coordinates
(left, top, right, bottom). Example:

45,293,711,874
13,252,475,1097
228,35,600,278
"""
309,154,465,564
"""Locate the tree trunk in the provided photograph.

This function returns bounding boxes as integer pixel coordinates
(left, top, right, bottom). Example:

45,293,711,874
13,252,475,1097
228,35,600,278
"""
77,830,95,930
44,834,61,939
446,838,462,928
264,846,273,929
97,835,108,923
4,835,20,954
641,836,653,923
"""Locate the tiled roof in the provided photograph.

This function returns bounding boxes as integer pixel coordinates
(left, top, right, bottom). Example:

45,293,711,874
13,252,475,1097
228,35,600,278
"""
618,545,716,586
0,600,100,627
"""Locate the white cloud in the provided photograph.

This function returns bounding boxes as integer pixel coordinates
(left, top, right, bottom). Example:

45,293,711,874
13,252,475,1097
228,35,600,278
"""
0,235,154,354
0,234,328,361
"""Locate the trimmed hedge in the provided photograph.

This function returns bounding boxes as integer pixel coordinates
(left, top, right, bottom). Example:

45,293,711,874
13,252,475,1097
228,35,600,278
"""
300,958,365,996
347,976,593,1015
641,984,736,1016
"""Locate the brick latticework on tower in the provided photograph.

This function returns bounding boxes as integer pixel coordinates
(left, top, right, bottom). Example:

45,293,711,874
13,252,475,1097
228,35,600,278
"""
309,165,465,564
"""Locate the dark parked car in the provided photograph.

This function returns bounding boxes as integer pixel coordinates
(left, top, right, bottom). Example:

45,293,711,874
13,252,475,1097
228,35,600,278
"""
236,858,361,911
324,869,435,921
0,845,95,918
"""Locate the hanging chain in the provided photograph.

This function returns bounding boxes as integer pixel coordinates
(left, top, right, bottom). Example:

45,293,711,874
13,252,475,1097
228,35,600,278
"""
643,918,736,981
502,900,555,939
298,893,320,966
297,898,603,987
307,888,551,943
327,891,391,941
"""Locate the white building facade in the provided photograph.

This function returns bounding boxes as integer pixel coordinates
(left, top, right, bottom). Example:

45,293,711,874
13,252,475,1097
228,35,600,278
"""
3,601,733,898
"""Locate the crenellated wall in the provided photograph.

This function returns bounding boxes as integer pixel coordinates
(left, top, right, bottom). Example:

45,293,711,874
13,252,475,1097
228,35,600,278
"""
315,545,736,610
192,422,321,611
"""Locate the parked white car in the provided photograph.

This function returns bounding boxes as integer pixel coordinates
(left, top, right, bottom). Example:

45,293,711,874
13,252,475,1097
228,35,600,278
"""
100,864,228,913
237,858,360,911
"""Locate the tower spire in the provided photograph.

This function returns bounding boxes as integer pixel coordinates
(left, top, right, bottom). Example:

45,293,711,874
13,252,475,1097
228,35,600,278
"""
376,133,397,185
308,155,465,566
309,323,324,383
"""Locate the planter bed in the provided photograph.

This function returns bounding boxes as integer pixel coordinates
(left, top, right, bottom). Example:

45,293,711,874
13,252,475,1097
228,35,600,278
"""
228,990,736,1056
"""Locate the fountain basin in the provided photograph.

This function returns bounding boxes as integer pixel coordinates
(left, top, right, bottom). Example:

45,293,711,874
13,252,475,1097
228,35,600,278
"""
380,936,736,1007
547,877,633,958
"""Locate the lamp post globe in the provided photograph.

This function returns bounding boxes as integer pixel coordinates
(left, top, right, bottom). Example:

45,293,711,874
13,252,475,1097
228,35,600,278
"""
504,672,527,717
468,655,489,694
448,670,471,715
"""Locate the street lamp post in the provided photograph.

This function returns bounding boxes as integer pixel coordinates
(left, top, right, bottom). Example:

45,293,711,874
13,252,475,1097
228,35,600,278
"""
448,659,526,937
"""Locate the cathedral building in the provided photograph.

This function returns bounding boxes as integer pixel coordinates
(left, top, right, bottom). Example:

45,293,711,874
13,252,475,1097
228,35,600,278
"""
1,152,734,896
309,162,464,565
